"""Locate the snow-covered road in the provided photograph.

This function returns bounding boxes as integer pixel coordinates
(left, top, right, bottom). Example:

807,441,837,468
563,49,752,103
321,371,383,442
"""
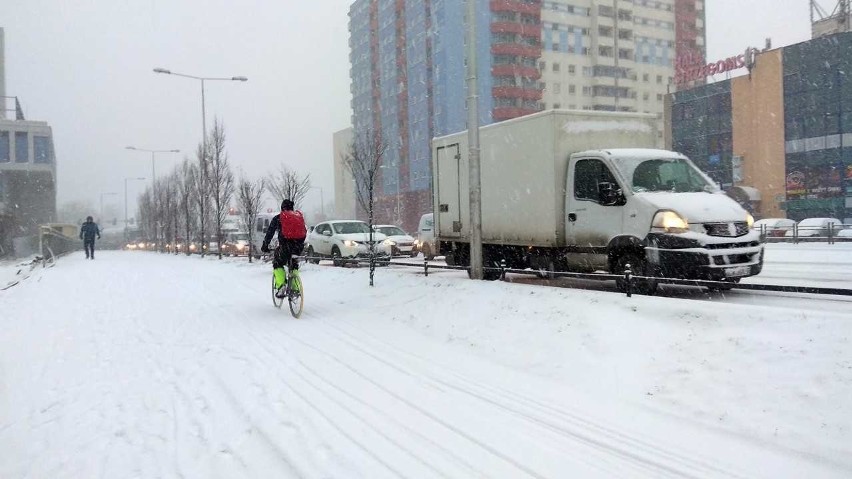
1,251,850,478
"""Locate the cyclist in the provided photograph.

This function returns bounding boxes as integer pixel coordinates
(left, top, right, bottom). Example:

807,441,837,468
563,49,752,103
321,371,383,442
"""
261,199,307,298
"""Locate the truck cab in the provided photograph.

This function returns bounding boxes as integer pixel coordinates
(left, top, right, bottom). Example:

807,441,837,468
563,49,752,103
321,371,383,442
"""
566,149,763,286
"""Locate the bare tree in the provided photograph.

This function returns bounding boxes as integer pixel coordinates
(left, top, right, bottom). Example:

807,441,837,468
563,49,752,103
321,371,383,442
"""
345,129,387,286
236,173,265,263
208,119,235,259
265,165,311,209
177,158,198,255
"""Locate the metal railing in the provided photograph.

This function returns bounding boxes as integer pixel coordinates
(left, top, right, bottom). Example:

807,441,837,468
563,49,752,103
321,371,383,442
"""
758,222,852,244
307,255,852,298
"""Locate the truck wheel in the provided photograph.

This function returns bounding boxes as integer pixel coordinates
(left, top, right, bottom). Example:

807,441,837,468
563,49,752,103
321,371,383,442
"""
331,247,343,267
614,253,658,295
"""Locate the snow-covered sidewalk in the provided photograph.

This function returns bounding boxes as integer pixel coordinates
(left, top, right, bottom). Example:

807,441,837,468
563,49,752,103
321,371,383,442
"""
1,251,850,478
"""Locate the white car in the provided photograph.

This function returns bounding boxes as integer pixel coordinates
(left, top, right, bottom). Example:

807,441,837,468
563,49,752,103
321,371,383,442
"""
785,217,844,238
373,225,416,257
752,218,795,238
305,220,391,265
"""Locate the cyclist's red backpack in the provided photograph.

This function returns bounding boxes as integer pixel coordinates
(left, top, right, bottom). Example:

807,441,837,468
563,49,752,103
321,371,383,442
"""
280,210,307,240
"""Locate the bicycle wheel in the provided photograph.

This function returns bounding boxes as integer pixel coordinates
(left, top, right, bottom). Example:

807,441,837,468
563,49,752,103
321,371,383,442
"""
287,272,303,318
272,274,284,309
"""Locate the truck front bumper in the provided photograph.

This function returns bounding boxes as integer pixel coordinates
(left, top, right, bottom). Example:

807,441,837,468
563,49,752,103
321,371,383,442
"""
644,233,764,281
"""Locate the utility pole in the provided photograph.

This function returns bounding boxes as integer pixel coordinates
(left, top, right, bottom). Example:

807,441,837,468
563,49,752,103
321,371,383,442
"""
467,0,483,280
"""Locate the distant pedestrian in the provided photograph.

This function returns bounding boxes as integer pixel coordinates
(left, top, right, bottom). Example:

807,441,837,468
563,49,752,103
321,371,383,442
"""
79,216,101,260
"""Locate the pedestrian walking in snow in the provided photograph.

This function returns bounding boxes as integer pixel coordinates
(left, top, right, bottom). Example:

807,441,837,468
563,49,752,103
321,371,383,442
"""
79,216,101,259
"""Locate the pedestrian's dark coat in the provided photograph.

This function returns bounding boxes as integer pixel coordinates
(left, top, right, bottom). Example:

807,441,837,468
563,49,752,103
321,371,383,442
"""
80,221,101,241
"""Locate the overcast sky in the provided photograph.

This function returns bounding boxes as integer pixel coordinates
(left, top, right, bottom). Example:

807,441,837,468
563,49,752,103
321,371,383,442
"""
3,0,820,218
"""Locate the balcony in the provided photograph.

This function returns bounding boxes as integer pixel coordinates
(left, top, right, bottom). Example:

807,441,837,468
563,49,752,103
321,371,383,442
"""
491,43,541,58
490,22,542,38
493,106,541,121
492,86,543,101
490,0,542,16
492,64,541,79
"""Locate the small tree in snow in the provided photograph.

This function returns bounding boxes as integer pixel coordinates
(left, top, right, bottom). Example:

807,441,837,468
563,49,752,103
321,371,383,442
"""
236,174,265,263
265,165,311,210
344,129,387,287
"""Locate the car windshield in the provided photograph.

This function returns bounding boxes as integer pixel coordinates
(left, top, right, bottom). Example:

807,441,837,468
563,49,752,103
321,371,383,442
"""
613,157,717,193
377,226,406,236
231,233,250,241
334,222,370,234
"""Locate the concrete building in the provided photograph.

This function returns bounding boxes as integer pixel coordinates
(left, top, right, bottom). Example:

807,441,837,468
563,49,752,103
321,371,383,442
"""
348,0,705,233
332,127,356,220
667,31,852,222
1,27,6,119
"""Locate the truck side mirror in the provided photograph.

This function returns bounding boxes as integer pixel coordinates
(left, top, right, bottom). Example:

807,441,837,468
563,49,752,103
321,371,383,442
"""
598,182,623,206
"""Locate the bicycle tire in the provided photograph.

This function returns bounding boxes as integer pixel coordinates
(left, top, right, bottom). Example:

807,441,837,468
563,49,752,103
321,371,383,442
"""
288,272,303,318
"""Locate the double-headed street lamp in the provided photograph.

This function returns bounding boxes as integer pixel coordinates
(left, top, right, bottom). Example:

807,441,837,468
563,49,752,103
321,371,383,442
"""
125,146,180,186
153,67,247,254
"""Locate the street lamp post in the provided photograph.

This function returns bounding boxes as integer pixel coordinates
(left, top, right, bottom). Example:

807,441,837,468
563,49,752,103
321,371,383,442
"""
153,67,247,256
100,192,118,222
124,177,146,240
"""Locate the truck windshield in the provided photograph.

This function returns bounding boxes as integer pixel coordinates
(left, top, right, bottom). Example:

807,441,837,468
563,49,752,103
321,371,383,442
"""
616,157,716,193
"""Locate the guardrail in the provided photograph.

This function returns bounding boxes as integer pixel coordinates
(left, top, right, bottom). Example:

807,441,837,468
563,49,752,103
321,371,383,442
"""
303,255,852,299
759,222,851,245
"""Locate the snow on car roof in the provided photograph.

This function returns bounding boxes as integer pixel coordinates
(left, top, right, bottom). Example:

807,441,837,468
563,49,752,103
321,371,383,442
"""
574,148,686,160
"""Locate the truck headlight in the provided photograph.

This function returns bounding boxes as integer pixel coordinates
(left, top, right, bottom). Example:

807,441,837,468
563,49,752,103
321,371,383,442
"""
343,240,357,247
746,213,754,228
652,211,689,234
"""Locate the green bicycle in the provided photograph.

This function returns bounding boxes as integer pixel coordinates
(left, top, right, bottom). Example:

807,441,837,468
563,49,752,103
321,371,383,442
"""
272,254,303,318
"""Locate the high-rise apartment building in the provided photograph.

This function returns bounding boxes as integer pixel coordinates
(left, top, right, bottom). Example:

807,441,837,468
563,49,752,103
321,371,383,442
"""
1,28,6,119
347,0,705,232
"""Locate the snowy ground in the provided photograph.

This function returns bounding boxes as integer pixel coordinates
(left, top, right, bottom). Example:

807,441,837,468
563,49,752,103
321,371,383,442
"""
1,248,851,478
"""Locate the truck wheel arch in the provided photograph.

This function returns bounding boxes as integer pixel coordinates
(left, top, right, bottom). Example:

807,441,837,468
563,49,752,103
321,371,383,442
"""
606,235,645,271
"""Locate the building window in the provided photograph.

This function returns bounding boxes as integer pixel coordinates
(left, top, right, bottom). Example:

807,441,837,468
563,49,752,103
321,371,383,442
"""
34,136,52,164
618,49,633,60
539,61,546,71
598,5,614,17
553,62,560,72
643,74,650,82
656,75,663,84
15,132,28,163
599,46,614,57
568,65,576,74
643,92,650,101
657,93,663,101
582,86,591,96
0,132,10,163
599,26,613,37
617,9,633,21
569,85,576,94
554,83,561,94
553,103,561,109
618,29,633,40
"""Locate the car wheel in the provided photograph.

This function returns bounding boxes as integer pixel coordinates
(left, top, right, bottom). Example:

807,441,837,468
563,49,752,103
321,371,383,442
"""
613,252,658,295
307,246,320,264
331,246,343,267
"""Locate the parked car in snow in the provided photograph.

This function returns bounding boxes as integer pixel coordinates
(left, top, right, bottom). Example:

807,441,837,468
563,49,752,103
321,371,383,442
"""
785,217,844,238
305,220,391,265
373,224,416,257
753,218,795,237
414,213,436,260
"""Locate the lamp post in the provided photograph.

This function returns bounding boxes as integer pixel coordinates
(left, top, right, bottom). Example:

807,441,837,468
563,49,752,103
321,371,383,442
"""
124,177,146,240
153,67,247,255
125,146,180,186
310,186,325,219
379,163,401,225
100,192,118,222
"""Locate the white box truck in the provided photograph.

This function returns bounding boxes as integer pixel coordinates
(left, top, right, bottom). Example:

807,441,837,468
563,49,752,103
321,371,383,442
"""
432,110,764,292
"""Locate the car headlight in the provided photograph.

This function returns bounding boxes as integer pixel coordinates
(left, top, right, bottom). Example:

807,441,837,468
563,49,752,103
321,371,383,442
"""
383,239,396,246
746,213,754,228
343,240,357,247
651,210,689,234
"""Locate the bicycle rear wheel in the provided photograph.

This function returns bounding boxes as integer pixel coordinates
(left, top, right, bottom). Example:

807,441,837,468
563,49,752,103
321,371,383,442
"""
287,272,303,318
272,274,284,309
